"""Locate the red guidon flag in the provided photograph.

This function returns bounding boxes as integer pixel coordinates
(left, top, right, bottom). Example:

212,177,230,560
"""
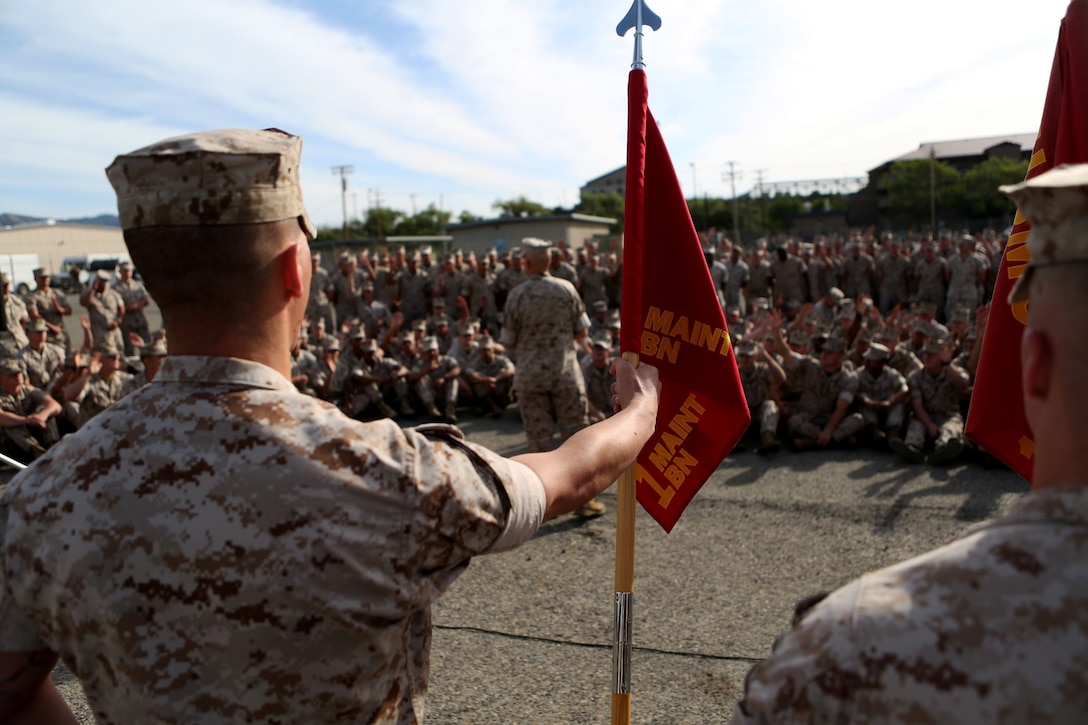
966,0,1088,481
621,68,750,533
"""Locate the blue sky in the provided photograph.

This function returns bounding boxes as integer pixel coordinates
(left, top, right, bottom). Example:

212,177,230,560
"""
0,0,1073,228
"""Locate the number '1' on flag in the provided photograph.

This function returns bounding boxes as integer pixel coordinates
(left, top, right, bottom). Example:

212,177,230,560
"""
620,68,750,533
965,0,1088,481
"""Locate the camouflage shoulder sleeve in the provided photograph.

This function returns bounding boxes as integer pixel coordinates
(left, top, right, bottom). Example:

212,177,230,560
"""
408,424,545,560
0,501,48,652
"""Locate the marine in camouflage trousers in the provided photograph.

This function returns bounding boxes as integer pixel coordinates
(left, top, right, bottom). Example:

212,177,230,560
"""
904,411,964,449
518,378,589,452
788,409,865,442
750,400,779,435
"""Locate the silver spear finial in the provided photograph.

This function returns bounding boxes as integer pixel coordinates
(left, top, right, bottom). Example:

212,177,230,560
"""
616,0,662,69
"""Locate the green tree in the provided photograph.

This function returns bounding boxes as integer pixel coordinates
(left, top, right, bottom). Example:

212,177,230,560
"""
458,210,478,224
766,195,806,232
960,157,1029,219
493,195,550,217
361,207,402,237
574,192,624,232
884,159,962,228
396,204,452,236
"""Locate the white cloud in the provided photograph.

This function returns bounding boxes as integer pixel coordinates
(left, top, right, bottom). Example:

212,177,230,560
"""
0,0,1074,225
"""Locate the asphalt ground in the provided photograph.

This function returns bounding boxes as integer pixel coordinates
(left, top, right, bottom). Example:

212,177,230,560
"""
1,399,1027,724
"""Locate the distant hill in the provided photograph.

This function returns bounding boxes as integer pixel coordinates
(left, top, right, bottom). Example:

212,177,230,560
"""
1,213,119,228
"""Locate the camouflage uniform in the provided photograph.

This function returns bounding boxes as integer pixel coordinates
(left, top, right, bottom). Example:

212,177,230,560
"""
0,382,59,456
904,362,969,449
23,285,70,349
306,264,335,332
739,362,780,435
840,251,875,298
17,341,66,391
462,269,498,334
723,256,749,311
783,355,864,442
83,286,125,352
746,256,774,300
411,352,460,413
549,258,578,286
580,355,615,419
396,266,432,325
354,295,392,341
290,346,321,396
805,254,836,302
1,294,29,348
876,251,911,313
72,368,134,428
913,254,948,310
732,485,1088,724
0,355,546,724
886,345,923,380
708,257,729,309
492,262,526,313
770,253,807,306
347,353,410,417
329,268,367,325
112,277,152,357
501,272,589,452
439,267,469,320
856,364,908,430
466,350,515,406
118,369,151,400
946,251,987,320
578,263,609,309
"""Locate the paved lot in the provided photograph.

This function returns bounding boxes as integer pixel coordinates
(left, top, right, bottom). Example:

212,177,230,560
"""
2,403,1028,724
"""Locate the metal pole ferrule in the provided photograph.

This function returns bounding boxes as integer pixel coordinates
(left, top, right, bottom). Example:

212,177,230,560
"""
612,591,633,694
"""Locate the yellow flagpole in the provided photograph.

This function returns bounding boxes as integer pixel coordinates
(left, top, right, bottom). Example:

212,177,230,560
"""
611,351,640,725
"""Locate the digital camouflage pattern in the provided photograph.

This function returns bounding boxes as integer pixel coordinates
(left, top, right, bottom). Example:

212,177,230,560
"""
0,356,545,724
783,355,864,441
732,485,1088,724
1003,163,1088,304
501,272,589,452
0,382,59,453
83,286,126,353
73,368,134,428
17,340,65,391
105,128,316,238
738,363,780,435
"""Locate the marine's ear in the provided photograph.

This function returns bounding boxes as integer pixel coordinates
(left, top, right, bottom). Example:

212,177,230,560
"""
1021,326,1052,404
280,240,308,301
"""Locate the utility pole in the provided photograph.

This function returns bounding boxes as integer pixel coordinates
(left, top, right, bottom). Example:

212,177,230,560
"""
331,165,354,240
369,188,384,237
754,169,768,234
723,161,741,245
929,147,937,235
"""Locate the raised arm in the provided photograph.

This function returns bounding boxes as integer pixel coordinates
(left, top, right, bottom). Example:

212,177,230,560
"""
514,358,660,520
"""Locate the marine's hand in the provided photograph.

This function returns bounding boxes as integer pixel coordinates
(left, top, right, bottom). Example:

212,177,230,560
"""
609,358,660,415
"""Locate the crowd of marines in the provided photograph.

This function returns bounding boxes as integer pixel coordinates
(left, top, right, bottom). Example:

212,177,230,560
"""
0,262,158,464
0,224,1005,469
715,227,1002,465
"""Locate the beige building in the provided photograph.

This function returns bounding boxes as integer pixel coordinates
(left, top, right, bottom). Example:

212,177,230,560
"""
447,213,618,255
0,222,128,291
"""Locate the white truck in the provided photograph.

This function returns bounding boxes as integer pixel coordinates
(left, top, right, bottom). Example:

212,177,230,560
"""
0,254,42,296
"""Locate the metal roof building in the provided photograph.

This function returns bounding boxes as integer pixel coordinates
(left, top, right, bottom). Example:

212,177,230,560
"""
0,222,127,270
